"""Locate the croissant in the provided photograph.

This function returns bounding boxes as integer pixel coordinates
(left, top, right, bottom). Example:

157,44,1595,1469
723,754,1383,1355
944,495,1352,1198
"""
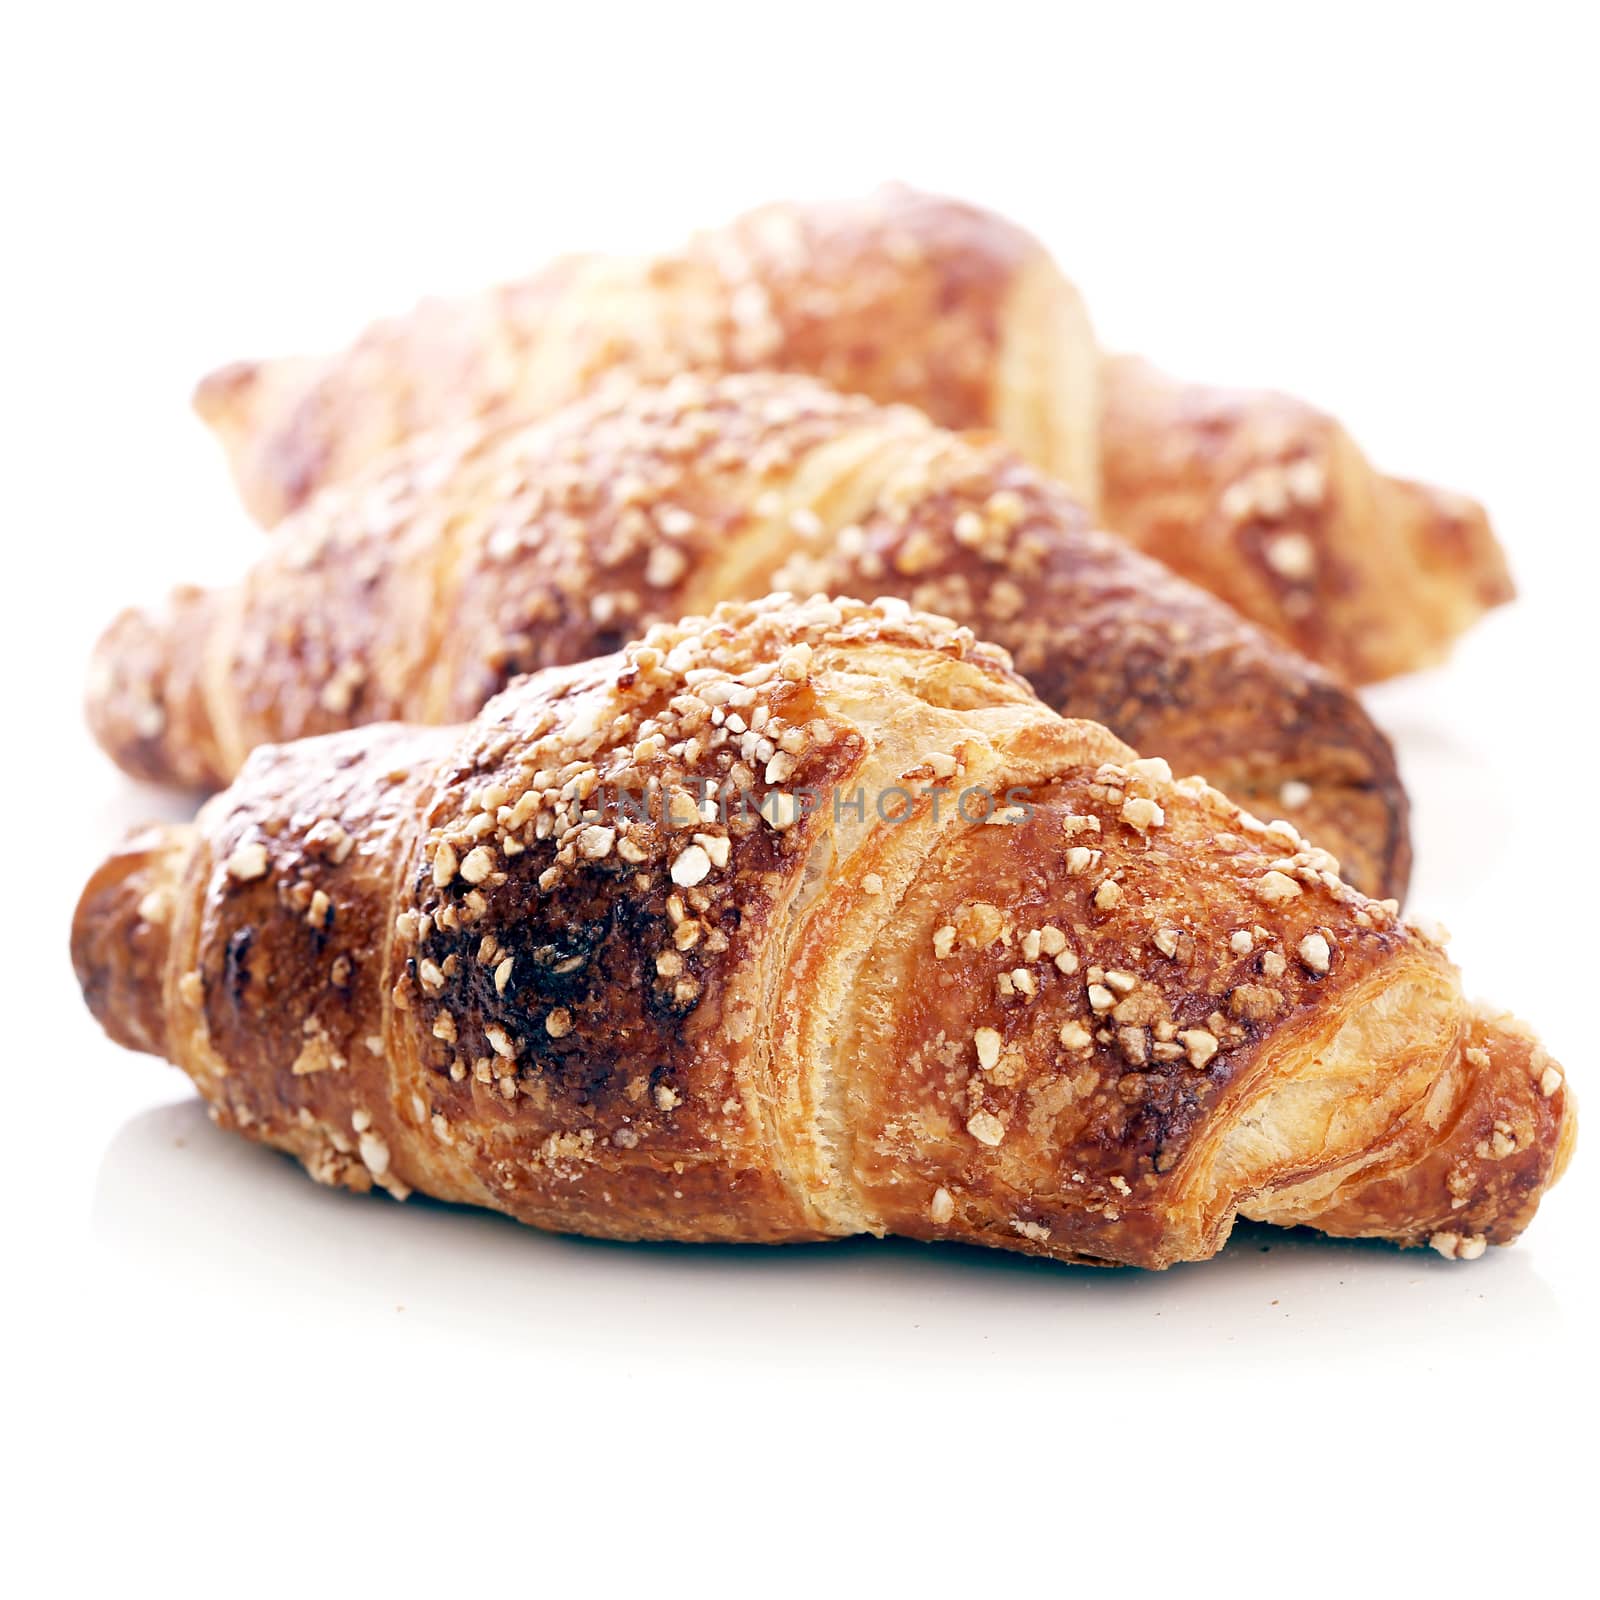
71,596,1573,1268
194,186,1512,683
90,372,1411,898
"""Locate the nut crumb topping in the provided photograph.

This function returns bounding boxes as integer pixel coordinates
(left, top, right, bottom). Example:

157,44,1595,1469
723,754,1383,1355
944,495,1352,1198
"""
1297,932,1331,975
225,841,268,882
1255,870,1302,904
966,1110,1006,1147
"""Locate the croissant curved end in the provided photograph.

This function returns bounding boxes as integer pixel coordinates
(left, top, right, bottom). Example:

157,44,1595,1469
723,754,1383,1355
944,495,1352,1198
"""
1241,1000,1576,1254
71,824,194,1059
86,589,226,791
1362,478,1517,682
86,606,175,784
192,358,262,428
194,354,328,524
1552,1079,1578,1186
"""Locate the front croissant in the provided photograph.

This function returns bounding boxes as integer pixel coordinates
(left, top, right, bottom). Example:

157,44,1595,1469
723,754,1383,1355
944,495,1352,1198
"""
193,185,1511,684
72,596,1572,1268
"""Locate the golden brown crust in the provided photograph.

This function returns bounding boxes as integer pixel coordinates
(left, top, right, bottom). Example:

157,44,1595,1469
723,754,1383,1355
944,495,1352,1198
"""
769,428,1411,896
192,185,1506,680
195,187,1097,523
93,373,1409,897
71,596,1571,1268
701,190,1098,496
1100,356,1515,683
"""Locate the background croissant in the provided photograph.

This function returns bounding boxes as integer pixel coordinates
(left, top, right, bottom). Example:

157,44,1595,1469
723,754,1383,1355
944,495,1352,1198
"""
194,186,1513,685
72,596,1572,1269
89,372,1411,899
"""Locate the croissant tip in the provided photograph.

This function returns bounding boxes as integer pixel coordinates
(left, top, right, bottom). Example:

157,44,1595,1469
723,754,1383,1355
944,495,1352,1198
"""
72,825,192,1060
1404,477,1517,615
1552,1084,1579,1188
192,359,261,425
85,588,224,789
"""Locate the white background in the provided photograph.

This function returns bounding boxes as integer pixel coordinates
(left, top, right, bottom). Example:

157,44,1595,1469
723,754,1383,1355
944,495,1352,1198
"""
5,2,1597,1592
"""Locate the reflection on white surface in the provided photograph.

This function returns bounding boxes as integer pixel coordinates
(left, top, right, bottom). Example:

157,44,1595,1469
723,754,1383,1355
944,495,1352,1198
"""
95,1097,1563,1375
